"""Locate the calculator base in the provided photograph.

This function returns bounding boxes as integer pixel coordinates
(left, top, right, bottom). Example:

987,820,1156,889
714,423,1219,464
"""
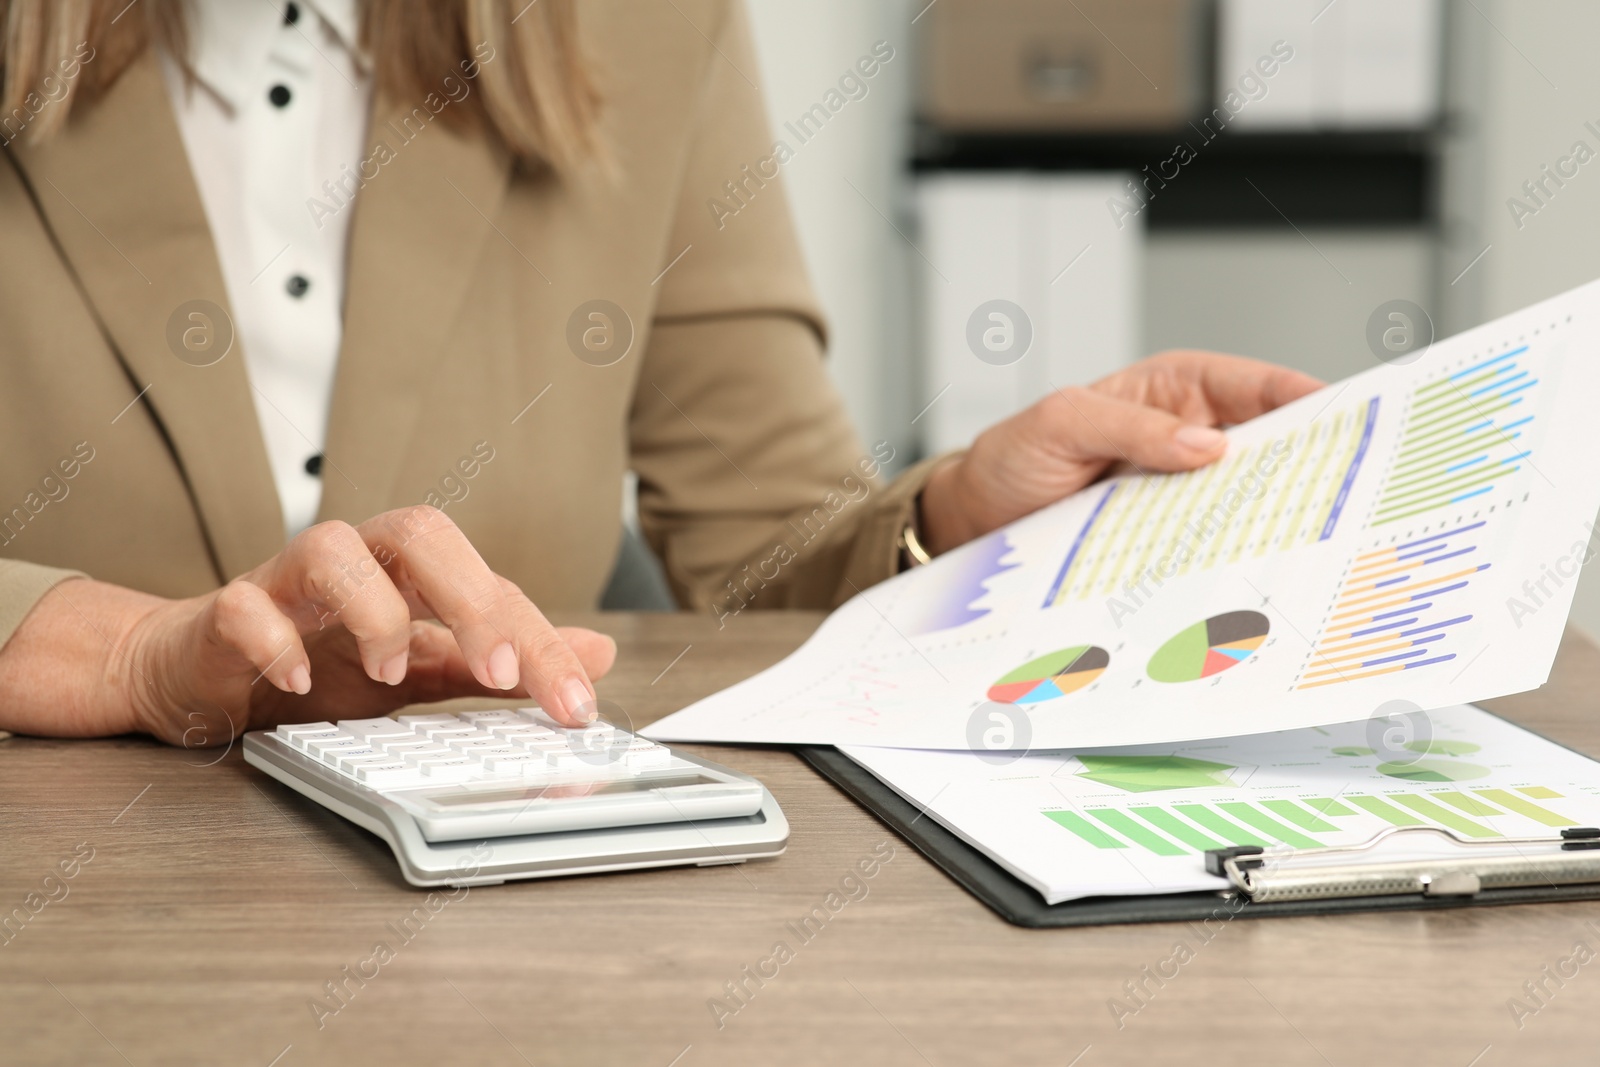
245,734,788,888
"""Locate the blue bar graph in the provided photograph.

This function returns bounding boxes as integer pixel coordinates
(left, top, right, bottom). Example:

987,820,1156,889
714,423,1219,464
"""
1373,347,1535,525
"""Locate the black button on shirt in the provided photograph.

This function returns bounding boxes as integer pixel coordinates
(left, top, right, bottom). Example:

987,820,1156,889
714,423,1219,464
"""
286,274,310,298
284,3,300,25
304,454,323,477
269,84,292,108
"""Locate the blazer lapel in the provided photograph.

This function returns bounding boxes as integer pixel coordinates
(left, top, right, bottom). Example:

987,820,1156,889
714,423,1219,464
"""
8,49,285,580
315,92,512,523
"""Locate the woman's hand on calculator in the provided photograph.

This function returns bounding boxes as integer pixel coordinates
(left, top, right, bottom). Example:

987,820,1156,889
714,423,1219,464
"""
119,506,616,747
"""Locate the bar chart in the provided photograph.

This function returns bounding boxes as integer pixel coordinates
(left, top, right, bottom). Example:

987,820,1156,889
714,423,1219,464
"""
1295,520,1488,689
1044,785,1579,857
841,702,1600,901
1042,398,1378,606
650,283,1600,755
1372,346,1536,526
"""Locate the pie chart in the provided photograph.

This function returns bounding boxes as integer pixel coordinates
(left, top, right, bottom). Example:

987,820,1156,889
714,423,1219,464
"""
1377,758,1491,783
1147,611,1270,683
988,645,1110,705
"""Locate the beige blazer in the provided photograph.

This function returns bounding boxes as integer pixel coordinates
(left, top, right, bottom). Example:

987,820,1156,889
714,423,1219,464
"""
0,0,941,646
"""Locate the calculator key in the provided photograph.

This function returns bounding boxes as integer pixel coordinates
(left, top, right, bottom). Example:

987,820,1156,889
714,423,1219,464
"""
397,713,460,726
406,751,463,764
481,754,543,774
402,748,461,764
354,762,423,788
576,739,643,764
370,737,434,754
338,718,412,738
567,746,625,767
414,723,476,739
395,744,454,760
541,750,587,772
557,723,618,740
623,747,676,770
508,733,564,750
572,731,638,753
579,733,637,751
281,728,342,751
486,723,549,738
418,758,476,781
446,739,516,755
306,736,365,755
602,738,657,754
277,722,336,739
326,747,379,768
458,711,522,723
335,756,400,777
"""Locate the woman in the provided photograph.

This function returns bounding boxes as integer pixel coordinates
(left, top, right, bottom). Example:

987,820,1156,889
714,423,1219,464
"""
0,0,1319,745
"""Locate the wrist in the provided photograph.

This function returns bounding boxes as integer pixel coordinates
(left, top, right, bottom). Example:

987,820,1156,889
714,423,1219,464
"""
116,593,186,741
0,579,169,739
916,456,983,558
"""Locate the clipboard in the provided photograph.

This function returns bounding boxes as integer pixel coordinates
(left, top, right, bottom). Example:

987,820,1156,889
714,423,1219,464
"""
797,737,1600,928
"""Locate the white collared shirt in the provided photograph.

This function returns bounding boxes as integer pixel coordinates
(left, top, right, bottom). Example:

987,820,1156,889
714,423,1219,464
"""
161,0,370,538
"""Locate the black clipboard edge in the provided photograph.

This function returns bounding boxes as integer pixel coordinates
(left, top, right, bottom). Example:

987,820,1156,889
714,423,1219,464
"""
796,745,1600,928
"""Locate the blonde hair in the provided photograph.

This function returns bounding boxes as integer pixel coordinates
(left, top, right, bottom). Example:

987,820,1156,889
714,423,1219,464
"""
0,0,601,170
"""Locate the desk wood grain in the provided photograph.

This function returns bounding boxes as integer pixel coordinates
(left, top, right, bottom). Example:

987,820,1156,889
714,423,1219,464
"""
3,613,1600,1067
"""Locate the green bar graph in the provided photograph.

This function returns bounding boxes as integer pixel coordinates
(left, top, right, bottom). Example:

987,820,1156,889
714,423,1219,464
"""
1048,401,1373,602
1129,807,1225,852
1388,794,1500,838
1088,809,1187,856
1374,359,1535,526
1375,466,1510,520
1346,795,1428,827
1043,810,1125,849
1218,803,1322,848
1042,785,1583,858
1174,804,1268,847
1306,798,1357,816
1474,789,1577,827
1262,799,1339,832
1431,792,1504,817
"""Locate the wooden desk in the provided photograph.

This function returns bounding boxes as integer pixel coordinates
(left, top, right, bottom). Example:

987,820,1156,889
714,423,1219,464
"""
3,613,1599,1067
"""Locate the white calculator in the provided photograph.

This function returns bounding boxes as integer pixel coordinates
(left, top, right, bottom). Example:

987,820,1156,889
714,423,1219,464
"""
243,708,788,887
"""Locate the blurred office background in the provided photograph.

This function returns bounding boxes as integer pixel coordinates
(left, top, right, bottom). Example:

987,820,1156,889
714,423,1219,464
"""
740,0,1600,639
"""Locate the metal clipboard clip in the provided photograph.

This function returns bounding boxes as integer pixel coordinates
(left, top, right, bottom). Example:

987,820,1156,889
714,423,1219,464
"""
1205,826,1600,904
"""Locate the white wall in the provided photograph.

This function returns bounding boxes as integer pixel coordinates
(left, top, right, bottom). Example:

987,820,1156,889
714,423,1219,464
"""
1441,1,1600,324
744,0,916,464
1144,230,1436,385
1438,0,1600,638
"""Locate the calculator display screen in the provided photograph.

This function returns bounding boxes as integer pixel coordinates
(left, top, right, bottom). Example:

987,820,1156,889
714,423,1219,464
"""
426,773,721,807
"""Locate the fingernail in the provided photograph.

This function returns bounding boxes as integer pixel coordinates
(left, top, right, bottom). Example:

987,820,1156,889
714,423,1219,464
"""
288,665,311,695
1175,424,1226,452
380,653,407,686
488,642,520,690
563,678,597,723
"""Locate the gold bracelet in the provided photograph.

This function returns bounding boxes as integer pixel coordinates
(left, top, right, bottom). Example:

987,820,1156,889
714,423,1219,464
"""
900,519,933,568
